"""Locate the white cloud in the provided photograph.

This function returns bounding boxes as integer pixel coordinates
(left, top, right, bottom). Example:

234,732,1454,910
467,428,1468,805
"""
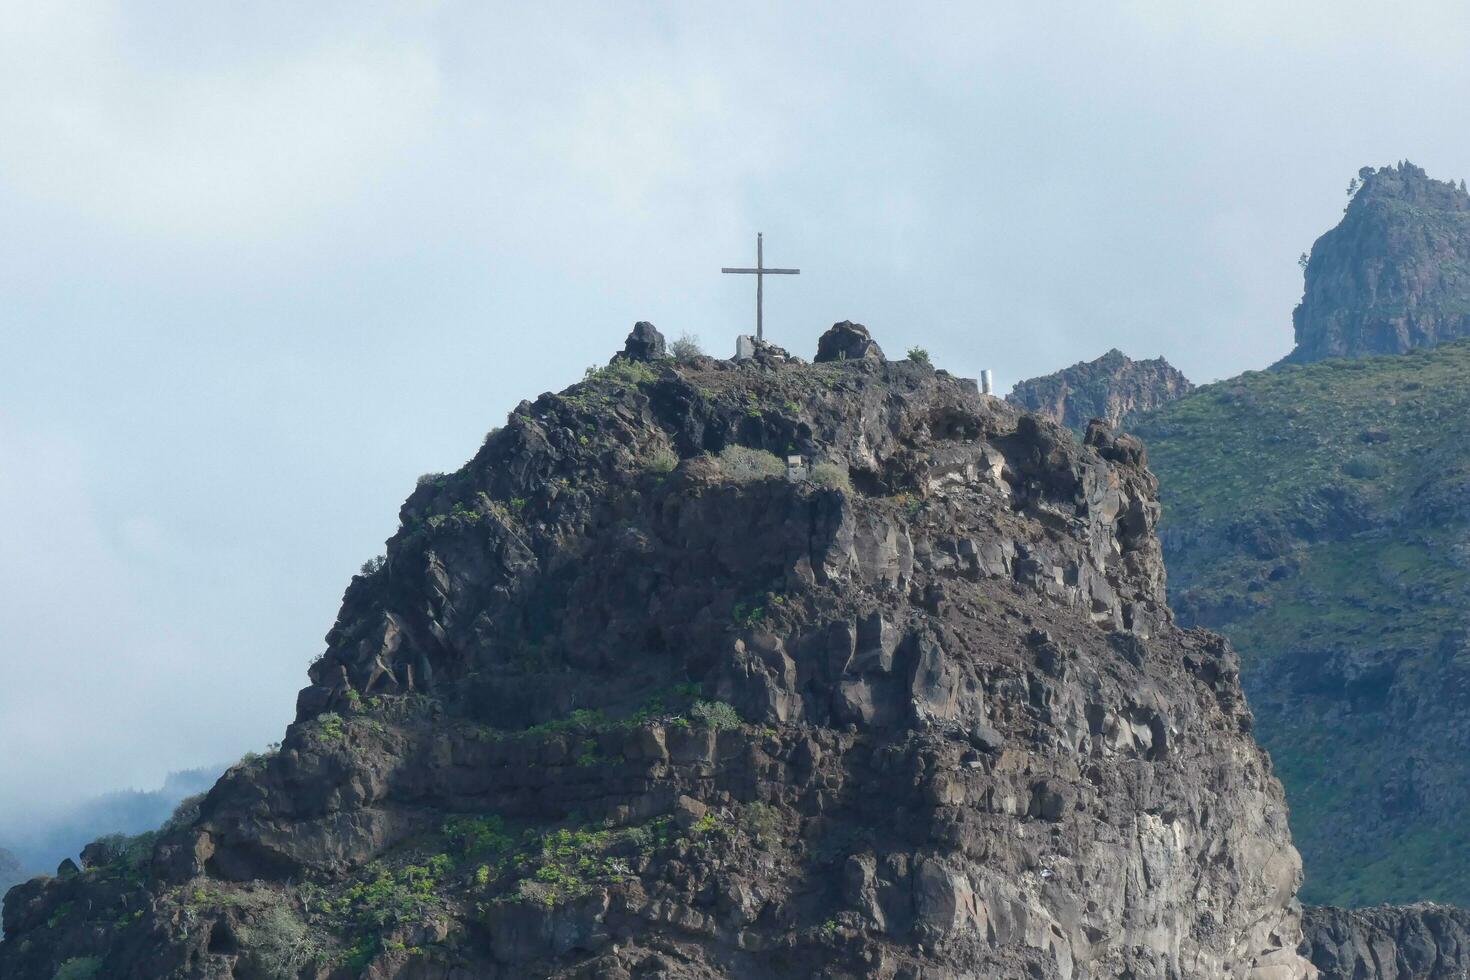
0,0,440,240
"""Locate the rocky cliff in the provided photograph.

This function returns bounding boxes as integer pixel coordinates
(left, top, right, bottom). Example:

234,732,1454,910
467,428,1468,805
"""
1281,162,1470,365
1303,904,1470,980
1007,350,1193,431
0,324,1311,979
1131,341,1470,907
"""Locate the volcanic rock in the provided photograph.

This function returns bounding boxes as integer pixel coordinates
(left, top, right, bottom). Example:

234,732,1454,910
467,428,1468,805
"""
815,321,885,363
0,328,1312,979
1282,161,1470,365
1008,349,1193,431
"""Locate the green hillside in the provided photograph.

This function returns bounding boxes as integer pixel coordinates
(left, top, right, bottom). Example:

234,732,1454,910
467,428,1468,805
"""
1134,341,1470,906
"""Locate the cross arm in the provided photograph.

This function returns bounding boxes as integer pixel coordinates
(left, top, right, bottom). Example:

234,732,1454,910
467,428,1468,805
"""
721,268,800,274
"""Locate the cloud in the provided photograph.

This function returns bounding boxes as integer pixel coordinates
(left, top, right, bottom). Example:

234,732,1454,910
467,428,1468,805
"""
0,0,440,241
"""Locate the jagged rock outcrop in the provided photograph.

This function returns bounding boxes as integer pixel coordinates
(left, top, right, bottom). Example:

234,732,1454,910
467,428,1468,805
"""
1303,904,1470,979
1007,350,1193,431
1281,162,1470,365
616,321,667,362
814,321,885,363
0,326,1312,979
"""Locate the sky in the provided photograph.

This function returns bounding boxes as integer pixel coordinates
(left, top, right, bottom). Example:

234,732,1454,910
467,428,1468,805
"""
3,0,1470,837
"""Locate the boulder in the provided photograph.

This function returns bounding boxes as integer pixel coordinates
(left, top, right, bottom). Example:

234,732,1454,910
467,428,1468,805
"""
814,321,884,363
614,321,667,362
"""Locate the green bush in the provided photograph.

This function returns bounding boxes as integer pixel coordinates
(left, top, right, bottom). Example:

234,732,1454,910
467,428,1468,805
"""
416,472,444,488
716,445,784,481
162,793,205,833
1343,454,1386,479
443,815,513,858
691,700,742,731
584,359,657,387
647,448,678,474
316,712,345,743
808,462,852,492
906,346,930,364
53,958,103,980
359,555,386,576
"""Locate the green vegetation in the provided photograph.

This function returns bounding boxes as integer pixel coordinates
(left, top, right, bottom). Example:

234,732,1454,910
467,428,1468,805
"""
715,444,785,481
53,958,103,980
1132,339,1470,906
906,346,930,364
443,815,514,859
647,448,678,474
808,461,852,492
690,700,742,731
315,712,346,744
583,359,657,387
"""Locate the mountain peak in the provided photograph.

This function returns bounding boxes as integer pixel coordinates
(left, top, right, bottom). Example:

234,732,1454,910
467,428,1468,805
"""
1282,161,1470,365
1007,349,1193,431
1,325,1310,979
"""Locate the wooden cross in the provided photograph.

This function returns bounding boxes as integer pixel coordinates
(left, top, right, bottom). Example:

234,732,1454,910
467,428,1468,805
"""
722,233,800,341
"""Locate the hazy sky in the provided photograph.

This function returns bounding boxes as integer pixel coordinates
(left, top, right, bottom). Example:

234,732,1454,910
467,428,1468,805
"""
4,0,1470,835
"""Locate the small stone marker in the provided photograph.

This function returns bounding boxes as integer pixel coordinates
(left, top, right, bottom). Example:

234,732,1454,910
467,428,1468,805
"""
735,335,757,360
981,370,994,395
785,455,807,481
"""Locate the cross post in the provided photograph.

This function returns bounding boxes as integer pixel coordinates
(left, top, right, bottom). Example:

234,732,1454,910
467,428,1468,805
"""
722,233,800,341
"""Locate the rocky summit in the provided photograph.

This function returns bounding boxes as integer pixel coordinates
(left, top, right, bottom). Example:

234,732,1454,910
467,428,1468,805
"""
1282,162,1470,365
1007,350,1193,432
0,323,1311,979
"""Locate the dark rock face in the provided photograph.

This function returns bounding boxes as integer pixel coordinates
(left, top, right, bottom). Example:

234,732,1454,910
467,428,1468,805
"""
615,321,667,362
1283,162,1470,365
814,321,885,363
0,337,1311,979
1007,349,1193,431
1303,904,1470,979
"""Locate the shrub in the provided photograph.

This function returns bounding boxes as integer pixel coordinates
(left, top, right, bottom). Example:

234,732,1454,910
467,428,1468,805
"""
416,472,444,488
809,462,852,492
716,445,784,481
670,333,704,361
585,359,656,387
54,958,103,980
1342,454,1385,479
316,712,345,743
443,815,513,858
162,793,206,833
359,555,386,577
906,346,930,365
743,802,781,846
647,448,678,474
691,700,742,731
239,903,321,978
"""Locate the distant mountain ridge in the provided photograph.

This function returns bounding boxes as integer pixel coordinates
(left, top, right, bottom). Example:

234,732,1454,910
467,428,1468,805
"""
1132,341,1470,907
1282,161,1470,365
1,767,222,879
1006,348,1193,430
